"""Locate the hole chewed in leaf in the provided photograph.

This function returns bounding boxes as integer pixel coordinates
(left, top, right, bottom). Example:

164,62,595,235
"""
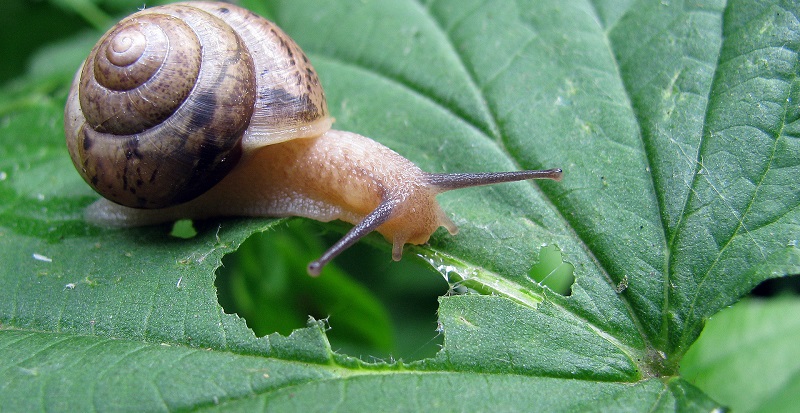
215,220,447,361
169,219,197,239
528,244,575,296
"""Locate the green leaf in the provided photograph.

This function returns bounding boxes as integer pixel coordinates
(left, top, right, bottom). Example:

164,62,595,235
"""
2,0,798,410
1,328,336,411
681,297,800,412
2,330,717,413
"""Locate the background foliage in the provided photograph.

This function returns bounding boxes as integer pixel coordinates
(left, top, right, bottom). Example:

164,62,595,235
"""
1,0,799,411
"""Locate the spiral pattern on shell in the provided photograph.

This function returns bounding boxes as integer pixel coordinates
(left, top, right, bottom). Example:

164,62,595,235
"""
80,14,203,135
65,2,330,209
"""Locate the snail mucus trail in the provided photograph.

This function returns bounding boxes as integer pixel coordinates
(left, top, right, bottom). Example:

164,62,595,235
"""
64,2,563,276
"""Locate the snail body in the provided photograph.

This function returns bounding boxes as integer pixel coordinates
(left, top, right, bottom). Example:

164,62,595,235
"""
65,2,562,275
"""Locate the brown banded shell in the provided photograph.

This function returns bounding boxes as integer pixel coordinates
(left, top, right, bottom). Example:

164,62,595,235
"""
193,2,331,149
64,2,331,209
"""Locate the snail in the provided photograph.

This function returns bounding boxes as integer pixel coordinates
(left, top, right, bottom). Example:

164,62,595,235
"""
64,1,562,275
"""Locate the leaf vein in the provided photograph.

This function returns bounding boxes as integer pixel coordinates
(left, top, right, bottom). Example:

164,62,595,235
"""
680,14,799,349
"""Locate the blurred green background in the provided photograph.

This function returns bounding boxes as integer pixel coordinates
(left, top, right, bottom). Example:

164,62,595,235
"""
3,0,795,362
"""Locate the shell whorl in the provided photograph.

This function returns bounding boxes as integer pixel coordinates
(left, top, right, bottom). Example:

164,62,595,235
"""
65,2,330,209
79,13,203,135
190,2,331,149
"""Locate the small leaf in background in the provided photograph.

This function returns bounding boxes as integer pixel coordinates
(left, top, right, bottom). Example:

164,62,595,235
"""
681,298,800,412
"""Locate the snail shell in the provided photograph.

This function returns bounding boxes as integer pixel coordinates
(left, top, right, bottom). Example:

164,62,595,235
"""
65,2,330,208
65,2,562,275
